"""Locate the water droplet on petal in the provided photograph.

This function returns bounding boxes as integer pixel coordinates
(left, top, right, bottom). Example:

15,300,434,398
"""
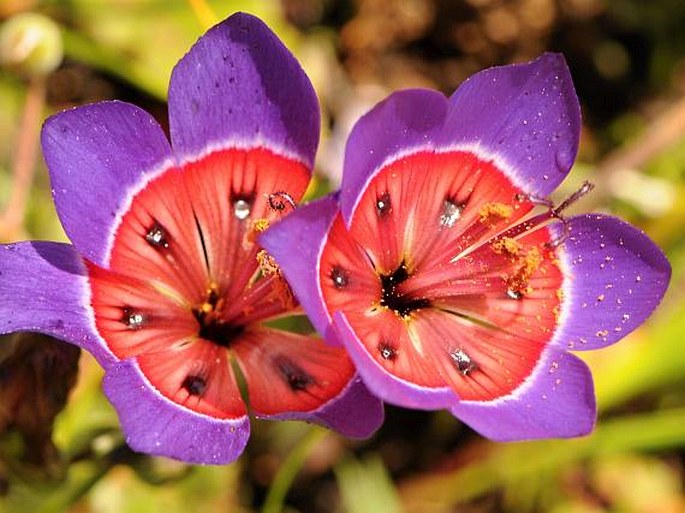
233,199,251,220
378,341,397,361
439,200,462,228
507,288,523,300
450,348,476,376
122,308,145,329
376,192,392,217
145,223,169,248
330,266,349,289
548,361,559,374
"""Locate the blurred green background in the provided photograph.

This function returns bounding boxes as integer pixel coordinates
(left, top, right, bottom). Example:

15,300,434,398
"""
1,0,685,512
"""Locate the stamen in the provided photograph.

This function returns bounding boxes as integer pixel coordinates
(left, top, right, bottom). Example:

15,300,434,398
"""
267,191,296,214
145,222,170,249
233,198,252,220
439,199,463,228
376,192,392,217
479,202,513,225
450,348,476,376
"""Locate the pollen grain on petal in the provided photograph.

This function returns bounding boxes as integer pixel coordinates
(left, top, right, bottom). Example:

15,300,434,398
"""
479,202,514,225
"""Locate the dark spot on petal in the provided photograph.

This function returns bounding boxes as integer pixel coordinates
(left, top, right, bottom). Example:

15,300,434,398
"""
145,221,170,249
376,192,392,218
330,266,349,289
276,357,314,391
182,374,207,396
122,307,145,329
378,341,397,361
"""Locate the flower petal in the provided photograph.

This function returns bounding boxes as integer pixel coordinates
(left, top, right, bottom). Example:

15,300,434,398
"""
233,327,384,438
333,312,457,409
340,54,579,222
450,347,596,440
552,214,671,350
103,357,250,464
340,89,447,223
436,53,580,197
259,195,341,344
41,101,174,267
0,242,114,365
168,12,319,167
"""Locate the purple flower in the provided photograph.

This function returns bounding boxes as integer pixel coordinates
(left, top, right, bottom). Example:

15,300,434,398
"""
0,13,383,464
261,54,671,440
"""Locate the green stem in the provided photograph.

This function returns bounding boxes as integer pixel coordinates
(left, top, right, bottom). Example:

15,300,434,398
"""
262,427,328,513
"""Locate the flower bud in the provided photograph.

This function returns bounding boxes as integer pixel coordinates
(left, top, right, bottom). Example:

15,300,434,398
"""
0,12,63,77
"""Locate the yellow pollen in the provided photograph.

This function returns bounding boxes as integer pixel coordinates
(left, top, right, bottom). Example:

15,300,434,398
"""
504,246,542,297
479,202,513,225
247,218,270,244
492,237,521,258
256,249,296,310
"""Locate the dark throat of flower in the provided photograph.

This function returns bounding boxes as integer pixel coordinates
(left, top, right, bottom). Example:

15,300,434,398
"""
379,261,431,318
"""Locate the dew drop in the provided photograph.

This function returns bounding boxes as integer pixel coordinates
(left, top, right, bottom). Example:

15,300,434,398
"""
450,348,476,376
635,275,642,283
439,200,463,228
622,313,630,322
378,341,397,361
507,288,523,300
376,192,392,217
330,266,349,289
122,308,145,329
145,223,169,248
233,199,251,220
596,294,605,302
182,375,207,396
548,361,559,374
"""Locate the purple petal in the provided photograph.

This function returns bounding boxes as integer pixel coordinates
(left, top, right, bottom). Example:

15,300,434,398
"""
0,241,114,366
451,347,596,440
259,194,341,345
256,375,385,439
551,214,671,351
334,312,458,410
103,358,250,464
340,89,447,223
41,101,174,267
436,53,580,197
340,54,579,222
168,12,319,167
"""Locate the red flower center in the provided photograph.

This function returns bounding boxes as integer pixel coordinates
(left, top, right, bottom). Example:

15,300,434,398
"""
320,150,564,401
88,148,355,419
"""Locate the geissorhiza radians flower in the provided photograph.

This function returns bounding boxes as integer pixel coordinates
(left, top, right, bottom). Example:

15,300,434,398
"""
262,53,671,440
0,13,383,464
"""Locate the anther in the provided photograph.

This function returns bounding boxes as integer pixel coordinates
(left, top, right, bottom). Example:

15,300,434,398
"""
267,191,296,214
